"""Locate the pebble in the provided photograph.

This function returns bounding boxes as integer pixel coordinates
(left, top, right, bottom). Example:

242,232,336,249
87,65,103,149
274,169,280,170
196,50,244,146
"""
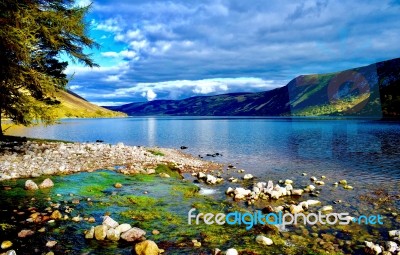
46,240,57,248
255,235,273,246
226,248,238,255
1,240,12,249
114,183,123,188
152,229,160,235
18,229,35,238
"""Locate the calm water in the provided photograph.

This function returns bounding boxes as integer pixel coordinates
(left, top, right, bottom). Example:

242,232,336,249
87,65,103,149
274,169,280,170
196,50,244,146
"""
7,117,400,191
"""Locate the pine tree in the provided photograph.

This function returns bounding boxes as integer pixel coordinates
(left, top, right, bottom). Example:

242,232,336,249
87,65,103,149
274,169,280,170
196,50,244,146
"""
0,0,98,137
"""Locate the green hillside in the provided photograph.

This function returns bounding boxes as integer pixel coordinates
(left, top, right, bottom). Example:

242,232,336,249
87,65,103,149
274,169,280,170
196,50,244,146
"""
107,57,400,118
52,90,126,118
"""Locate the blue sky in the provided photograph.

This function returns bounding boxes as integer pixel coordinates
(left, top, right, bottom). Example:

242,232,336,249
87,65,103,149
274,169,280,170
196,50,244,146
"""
66,0,400,106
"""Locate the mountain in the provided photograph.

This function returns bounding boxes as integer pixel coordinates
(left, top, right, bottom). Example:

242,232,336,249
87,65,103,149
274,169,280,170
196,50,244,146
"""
106,58,400,118
52,90,126,118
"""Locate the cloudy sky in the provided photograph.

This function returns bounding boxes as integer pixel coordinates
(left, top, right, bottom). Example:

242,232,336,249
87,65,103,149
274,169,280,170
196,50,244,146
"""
66,0,400,106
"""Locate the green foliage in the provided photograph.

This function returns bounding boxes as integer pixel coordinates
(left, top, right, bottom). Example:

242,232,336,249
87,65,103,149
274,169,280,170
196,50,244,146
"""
0,0,98,136
147,149,165,156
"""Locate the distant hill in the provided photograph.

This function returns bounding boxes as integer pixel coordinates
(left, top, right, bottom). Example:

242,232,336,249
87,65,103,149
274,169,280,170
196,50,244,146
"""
52,90,126,118
106,58,400,118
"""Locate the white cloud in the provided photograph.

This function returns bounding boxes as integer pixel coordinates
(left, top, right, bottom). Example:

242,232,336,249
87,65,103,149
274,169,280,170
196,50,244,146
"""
143,89,157,101
69,85,82,90
104,75,121,82
95,18,123,32
74,0,91,7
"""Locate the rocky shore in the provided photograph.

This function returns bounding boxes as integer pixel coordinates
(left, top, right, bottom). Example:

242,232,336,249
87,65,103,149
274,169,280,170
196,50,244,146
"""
0,140,221,181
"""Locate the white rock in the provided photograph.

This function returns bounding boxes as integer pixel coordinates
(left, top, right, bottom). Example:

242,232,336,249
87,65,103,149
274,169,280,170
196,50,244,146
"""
304,185,316,192
315,181,325,185
206,174,217,184
243,174,254,180
226,248,238,255
386,241,398,253
364,241,382,255
321,205,333,212
310,176,317,182
306,200,321,206
290,204,303,214
225,187,234,195
285,184,293,191
389,230,400,237
256,182,266,189
102,216,119,228
255,235,273,246
284,179,293,185
291,189,304,196
25,180,39,190
120,227,146,242
197,172,206,179
39,178,54,189
115,223,132,233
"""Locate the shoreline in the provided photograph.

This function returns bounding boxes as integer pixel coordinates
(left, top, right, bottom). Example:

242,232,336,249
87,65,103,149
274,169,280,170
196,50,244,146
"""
0,137,221,181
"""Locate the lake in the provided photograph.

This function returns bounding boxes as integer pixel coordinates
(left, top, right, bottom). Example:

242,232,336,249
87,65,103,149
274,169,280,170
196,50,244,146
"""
4,116,400,254
7,116,400,197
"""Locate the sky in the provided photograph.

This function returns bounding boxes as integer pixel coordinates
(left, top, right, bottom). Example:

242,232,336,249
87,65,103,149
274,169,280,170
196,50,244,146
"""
66,0,400,106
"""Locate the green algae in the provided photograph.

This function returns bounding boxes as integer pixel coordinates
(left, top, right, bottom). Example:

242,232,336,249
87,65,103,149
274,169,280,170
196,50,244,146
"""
147,149,165,156
0,170,398,255
155,163,182,179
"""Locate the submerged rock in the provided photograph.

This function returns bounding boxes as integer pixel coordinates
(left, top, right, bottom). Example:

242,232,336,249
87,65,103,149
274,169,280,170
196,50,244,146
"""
243,174,254,180
39,178,54,189
25,180,38,190
94,225,108,240
255,235,273,246
134,240,159,255
106,228,121,241
50,210,62,220
46,240,57,248
18,229,35,238
120,227,146,242
1,240,13,249
85,226,95,239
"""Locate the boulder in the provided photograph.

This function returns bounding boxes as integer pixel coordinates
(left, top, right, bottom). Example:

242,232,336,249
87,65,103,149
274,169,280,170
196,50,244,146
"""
94,225,108,240
106,228,121,241
206,174,217,184
25,180,38,190
85,226,95,239
120,227,146,242
385,241,398,253
134,240,159,255
116,223,132,233
39,178,54,189
255,235,273,246
102,216,119,228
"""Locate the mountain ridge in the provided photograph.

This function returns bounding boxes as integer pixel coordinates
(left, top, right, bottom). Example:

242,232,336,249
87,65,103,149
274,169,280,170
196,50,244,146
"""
106,58,400,118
